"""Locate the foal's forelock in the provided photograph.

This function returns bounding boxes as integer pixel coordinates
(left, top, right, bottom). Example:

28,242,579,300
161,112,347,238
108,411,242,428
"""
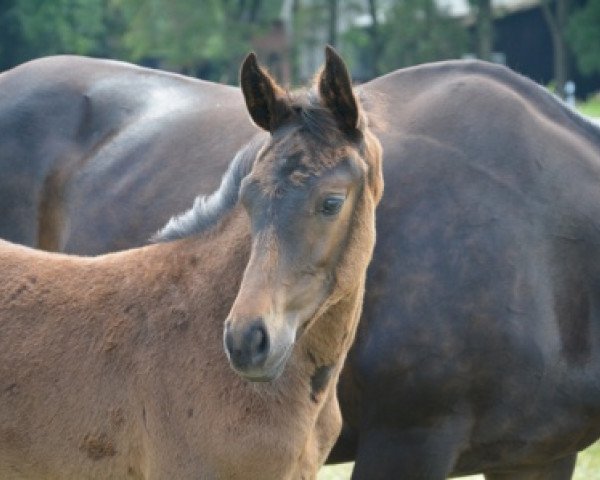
288,88,371,144
152,135,266,243
250,91,372,189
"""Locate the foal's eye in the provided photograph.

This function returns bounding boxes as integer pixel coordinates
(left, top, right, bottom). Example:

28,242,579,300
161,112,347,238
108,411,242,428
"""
319,195,345,216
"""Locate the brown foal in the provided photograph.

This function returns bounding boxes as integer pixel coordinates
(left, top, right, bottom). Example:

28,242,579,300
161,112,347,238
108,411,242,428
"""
0,47,382,479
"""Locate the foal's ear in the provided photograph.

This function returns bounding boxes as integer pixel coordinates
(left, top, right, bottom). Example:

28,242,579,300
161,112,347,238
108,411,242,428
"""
240,52,289,132
318,46,359,134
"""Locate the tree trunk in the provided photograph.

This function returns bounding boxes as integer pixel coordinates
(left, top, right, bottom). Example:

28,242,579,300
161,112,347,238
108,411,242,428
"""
542,0,570,98
367,0,380,77
476,0,493,60
328,0,338,47
290,0,300,84
249,0,261,23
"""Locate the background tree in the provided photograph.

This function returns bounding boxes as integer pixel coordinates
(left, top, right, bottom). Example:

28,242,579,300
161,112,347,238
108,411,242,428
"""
0,0,116,70
541,0,571,97
338,0,465,80
116,0,283,82
567,0,600,76
378,0,467,71
0,0,283,83
366,0,381,76
0,0,24,70
468,0,493,60
327,0,338,47
292,0,362,80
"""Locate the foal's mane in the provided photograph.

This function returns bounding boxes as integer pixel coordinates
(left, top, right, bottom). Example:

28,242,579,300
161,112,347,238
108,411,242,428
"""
152,135,265,243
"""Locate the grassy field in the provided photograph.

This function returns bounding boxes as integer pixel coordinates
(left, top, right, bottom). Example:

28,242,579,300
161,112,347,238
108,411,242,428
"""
578,96,600,118
318,441,600,479
574,441,600,479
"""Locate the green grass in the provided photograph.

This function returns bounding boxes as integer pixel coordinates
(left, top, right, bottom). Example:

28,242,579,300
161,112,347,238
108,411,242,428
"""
317,441,600,479
574,441,600,480
318,463,353,479
578,96,600,118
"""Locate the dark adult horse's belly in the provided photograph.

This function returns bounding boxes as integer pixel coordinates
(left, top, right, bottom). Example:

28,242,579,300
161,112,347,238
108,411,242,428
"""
2,56,600,479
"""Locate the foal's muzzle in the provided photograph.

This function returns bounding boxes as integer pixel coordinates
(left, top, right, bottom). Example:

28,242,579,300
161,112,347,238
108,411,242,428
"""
223,317,275,381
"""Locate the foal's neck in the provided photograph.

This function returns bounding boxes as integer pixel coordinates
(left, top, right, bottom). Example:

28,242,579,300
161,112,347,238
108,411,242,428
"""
295,278,366,402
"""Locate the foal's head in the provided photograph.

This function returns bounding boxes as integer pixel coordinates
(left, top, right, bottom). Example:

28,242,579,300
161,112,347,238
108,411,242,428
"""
224,47,383,382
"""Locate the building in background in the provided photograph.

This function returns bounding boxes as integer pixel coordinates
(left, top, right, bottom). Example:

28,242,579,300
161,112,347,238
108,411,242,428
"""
272,0,599,97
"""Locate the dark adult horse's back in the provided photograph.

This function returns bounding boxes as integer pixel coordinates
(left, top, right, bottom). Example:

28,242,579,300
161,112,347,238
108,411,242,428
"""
2,56,600,478
0,55,255,252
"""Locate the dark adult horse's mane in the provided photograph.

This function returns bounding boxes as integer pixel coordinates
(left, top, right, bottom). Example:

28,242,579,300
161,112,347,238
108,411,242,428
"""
153,85,372,243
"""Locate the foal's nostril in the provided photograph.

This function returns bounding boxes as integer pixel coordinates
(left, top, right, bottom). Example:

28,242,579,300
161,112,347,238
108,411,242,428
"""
245,319,269,366
224,318,270,371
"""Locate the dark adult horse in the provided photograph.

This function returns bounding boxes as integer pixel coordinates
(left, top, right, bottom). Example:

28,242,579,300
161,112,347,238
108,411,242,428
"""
2,55,600,478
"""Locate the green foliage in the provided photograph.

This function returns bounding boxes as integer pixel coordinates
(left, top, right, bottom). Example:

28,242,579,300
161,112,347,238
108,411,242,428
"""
326,0,468,81
0,0,23,69
0,0,123,70
378,0,467,71
14,0,105,55
0,0,284,82
577,94,600,117
574,440,600,479
293,0,365,77
567,0,600,75
0,0,467,82
117,0,226,68
116,0,283,82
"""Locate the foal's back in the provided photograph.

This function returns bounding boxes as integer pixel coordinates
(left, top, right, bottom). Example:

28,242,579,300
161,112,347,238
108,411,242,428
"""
0,213,322,479
0,239,142,478
0,222,252,479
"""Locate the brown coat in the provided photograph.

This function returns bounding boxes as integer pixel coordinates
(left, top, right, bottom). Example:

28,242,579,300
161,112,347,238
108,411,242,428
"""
0,48,383,479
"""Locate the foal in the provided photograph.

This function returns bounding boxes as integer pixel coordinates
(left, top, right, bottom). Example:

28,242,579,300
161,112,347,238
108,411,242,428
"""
0,47,382,479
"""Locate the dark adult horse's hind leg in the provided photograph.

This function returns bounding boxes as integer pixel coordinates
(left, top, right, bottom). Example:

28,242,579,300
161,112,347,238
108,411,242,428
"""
326,423,359,463
484,454,577,480
352,440,576,480
350,418,470,480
